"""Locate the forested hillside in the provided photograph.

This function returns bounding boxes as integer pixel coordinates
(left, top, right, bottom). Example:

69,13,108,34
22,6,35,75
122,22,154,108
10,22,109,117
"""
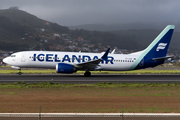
0,8,179,53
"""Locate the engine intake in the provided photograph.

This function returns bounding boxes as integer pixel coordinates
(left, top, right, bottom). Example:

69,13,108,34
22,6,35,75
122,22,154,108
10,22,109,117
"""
56,63,76,73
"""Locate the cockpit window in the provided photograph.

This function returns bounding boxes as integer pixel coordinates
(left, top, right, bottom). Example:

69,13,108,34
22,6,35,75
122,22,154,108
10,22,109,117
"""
10,55,16,57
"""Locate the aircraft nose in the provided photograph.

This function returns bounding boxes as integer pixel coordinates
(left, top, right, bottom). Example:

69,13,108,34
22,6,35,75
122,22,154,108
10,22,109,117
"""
3,57,9,64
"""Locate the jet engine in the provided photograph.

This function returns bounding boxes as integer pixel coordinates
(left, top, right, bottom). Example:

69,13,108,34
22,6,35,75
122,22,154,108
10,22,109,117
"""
56,63,77,73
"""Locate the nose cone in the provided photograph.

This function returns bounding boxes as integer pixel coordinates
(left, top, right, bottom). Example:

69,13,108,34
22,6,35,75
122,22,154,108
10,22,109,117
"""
3,57,9,64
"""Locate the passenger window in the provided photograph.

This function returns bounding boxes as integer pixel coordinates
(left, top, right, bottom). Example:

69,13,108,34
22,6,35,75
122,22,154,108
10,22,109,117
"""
11,55,16,57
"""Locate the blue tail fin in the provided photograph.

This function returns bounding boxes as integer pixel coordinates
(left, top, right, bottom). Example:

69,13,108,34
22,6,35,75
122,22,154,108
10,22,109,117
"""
129,25,175,70
144,25,175,58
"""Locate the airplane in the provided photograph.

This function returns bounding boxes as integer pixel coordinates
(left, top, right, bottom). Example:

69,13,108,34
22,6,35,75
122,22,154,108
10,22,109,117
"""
3,25,175,77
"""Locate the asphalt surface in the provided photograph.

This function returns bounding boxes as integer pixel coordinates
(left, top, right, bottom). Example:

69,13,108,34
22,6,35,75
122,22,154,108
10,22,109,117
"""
0,74,180,83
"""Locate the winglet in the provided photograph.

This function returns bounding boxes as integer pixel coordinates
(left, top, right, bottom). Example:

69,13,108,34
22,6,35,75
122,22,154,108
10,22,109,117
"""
111,49,115,54
101,48,110,60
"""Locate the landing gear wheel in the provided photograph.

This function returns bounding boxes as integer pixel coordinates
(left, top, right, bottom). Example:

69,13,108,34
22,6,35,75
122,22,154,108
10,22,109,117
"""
18,72,22,75
84,71,91,77
17,69,22,75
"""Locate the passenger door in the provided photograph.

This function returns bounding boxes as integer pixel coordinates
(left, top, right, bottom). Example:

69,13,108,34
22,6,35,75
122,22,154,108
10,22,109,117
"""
21,53,26,62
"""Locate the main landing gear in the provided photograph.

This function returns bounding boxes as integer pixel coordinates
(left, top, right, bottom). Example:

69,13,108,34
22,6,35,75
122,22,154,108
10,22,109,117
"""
18,69,22,75
84,71,91,77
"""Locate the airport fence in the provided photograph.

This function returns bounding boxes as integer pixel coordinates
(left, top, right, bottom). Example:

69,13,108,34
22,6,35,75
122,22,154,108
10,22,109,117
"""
0,103,180,120
0,113,180,120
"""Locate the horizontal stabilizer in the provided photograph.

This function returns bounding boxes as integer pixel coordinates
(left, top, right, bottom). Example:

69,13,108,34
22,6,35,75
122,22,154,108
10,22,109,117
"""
152,56,173,61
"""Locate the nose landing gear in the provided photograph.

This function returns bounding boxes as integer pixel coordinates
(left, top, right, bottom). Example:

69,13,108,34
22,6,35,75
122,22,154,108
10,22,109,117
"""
18,69,22,75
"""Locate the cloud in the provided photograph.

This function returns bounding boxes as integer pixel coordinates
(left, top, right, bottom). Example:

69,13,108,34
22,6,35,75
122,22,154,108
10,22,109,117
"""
0,0,179,26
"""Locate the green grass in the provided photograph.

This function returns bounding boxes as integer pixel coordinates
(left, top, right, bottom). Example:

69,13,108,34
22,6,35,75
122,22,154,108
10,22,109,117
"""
3,92,15,95
0,81,180,89
1,82,180,113
0,70,56,74
0,66,11,68
123,107,179,113
95,70,180,74
1,69,180,74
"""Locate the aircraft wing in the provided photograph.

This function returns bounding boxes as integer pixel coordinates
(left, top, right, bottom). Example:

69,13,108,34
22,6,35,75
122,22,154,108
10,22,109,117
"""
74,59,102,70
74,48,110,70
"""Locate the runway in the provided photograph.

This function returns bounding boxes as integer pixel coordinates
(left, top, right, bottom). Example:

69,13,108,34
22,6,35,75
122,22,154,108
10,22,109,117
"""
0,74,180,83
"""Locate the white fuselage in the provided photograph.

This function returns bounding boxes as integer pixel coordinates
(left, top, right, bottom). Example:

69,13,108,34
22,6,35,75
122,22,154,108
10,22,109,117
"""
4,51,140,71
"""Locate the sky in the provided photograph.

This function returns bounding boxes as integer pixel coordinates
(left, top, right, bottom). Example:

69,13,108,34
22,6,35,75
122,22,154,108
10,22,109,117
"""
0,0,179,26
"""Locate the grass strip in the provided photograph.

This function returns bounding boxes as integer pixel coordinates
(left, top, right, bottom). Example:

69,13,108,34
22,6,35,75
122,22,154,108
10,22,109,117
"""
0,82,180,113
1,69,180,74
0,81,179,88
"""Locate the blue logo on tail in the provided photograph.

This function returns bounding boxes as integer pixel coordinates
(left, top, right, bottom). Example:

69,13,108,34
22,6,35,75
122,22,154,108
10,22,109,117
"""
156,43,167,51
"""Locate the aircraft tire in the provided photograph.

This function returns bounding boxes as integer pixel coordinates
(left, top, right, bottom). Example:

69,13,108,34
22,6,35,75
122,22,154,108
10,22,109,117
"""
18,72,22,75
84,71,91,77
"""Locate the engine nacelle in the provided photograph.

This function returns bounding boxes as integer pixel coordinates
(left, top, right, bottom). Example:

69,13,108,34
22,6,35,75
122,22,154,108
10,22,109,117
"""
56,63,76,73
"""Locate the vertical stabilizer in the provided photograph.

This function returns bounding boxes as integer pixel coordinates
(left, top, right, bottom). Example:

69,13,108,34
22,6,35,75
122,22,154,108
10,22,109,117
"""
143,25,175,58
129,25,175,70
